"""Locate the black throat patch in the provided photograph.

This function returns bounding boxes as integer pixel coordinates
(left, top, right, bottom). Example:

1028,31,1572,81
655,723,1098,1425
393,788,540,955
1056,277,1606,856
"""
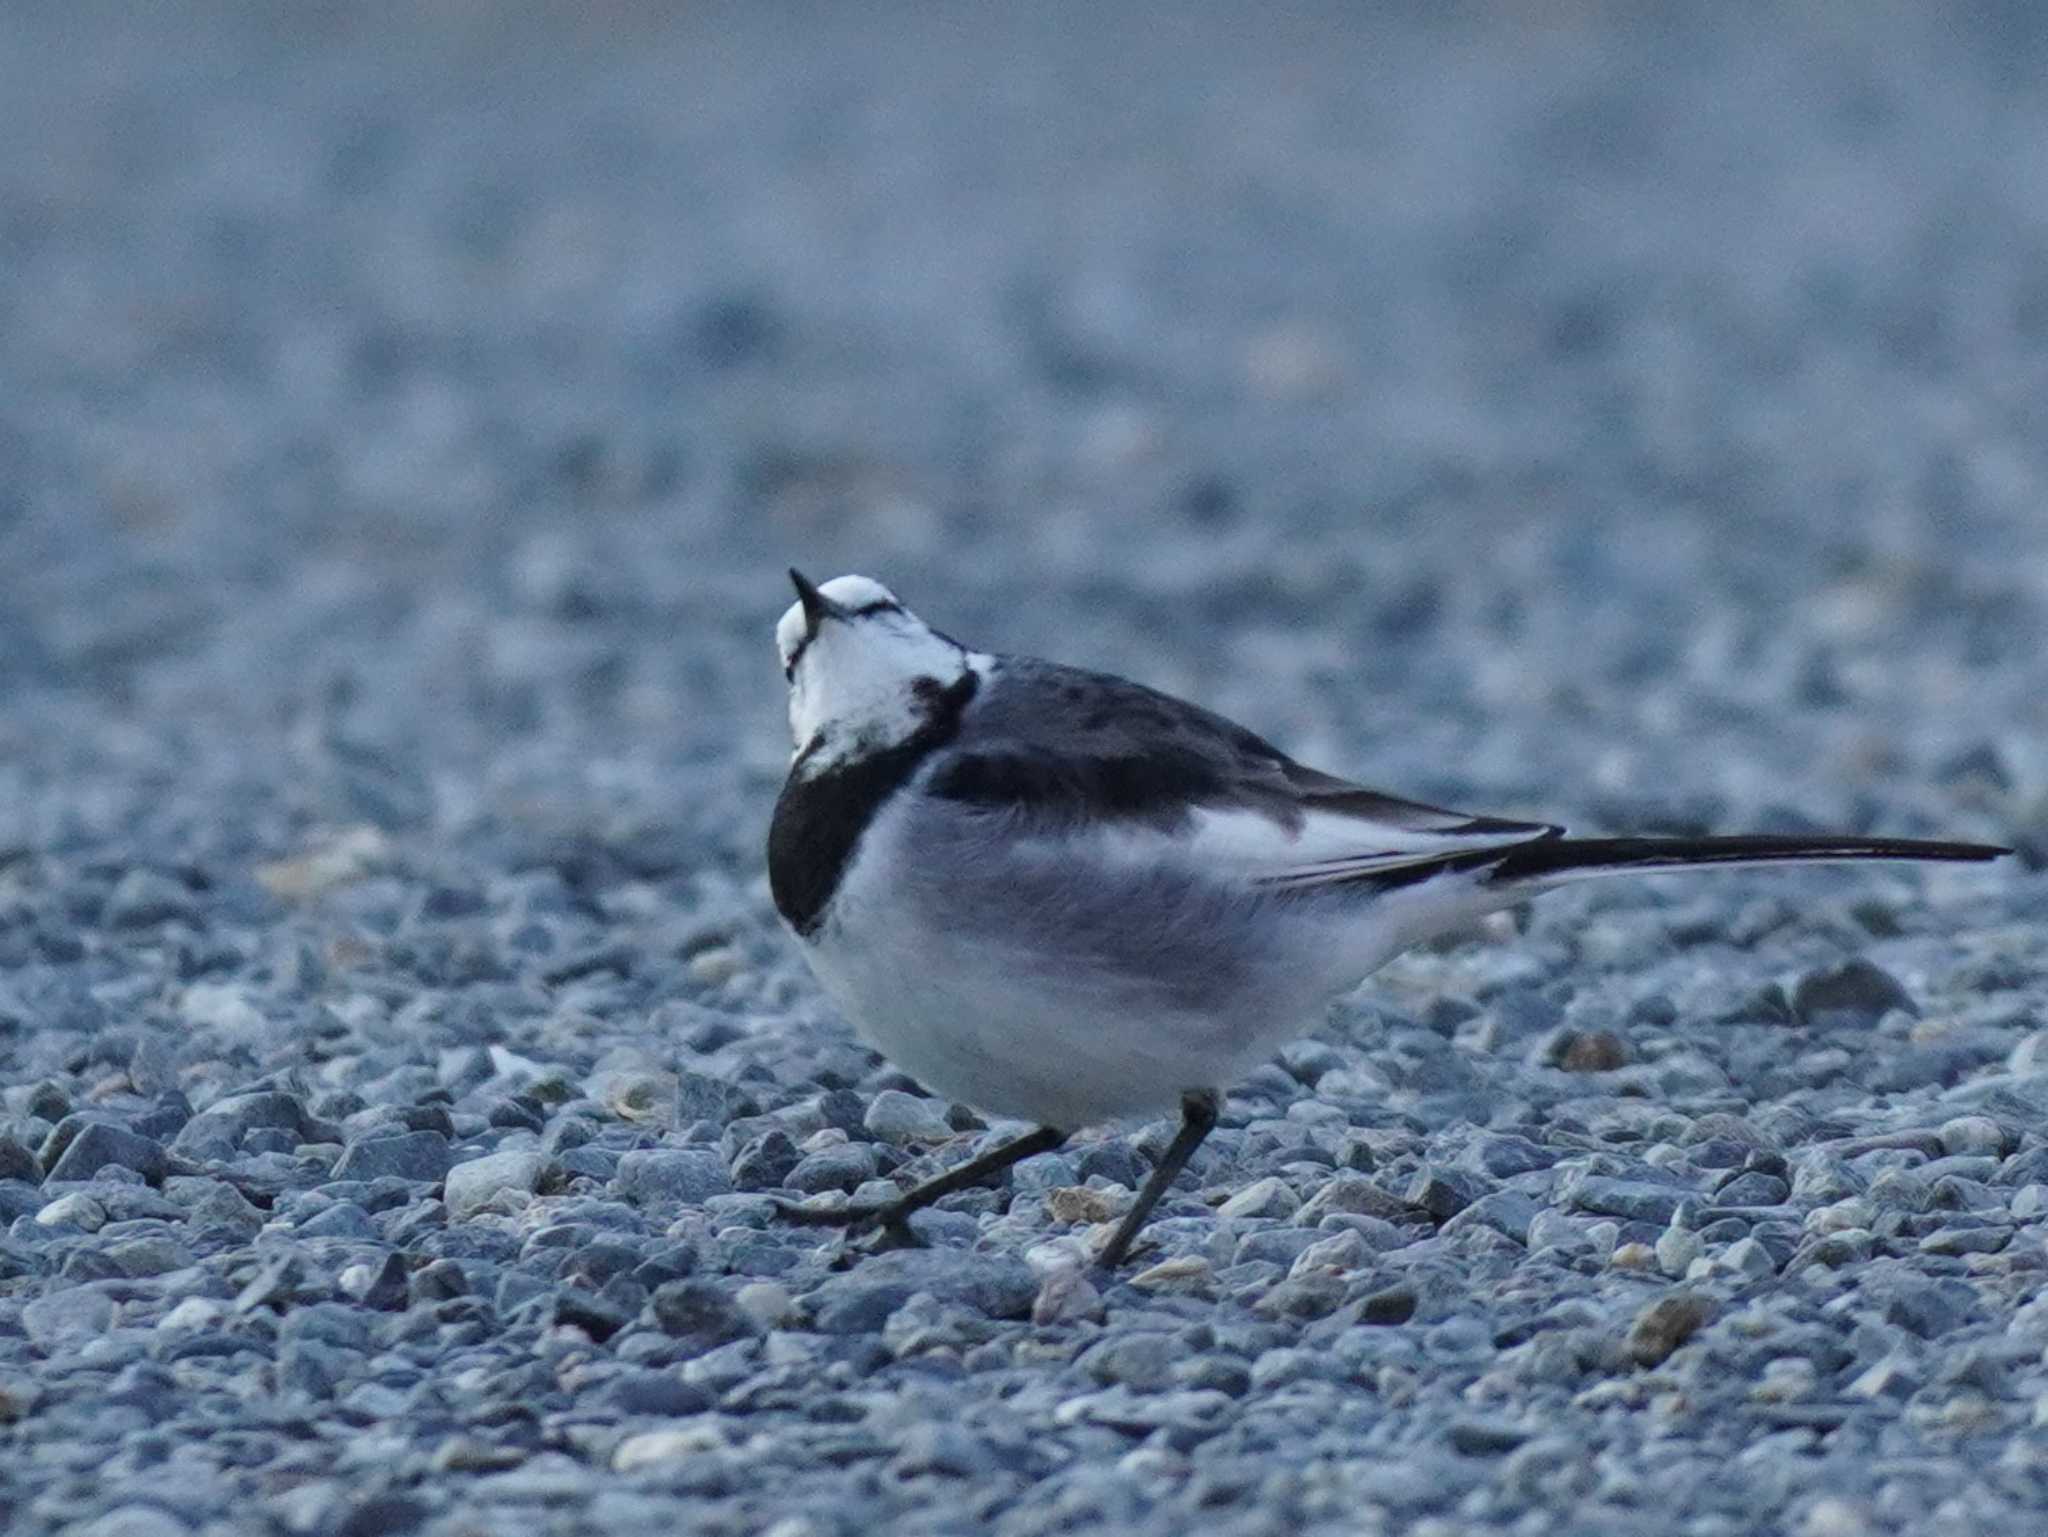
767,670,979,937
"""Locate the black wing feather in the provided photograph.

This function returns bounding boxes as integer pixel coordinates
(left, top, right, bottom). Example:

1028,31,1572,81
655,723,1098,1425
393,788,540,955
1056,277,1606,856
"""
928,658,1550,845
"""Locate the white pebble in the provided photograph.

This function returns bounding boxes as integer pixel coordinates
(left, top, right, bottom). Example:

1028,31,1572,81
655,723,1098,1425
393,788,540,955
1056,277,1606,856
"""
35,1193,106,1231
1938,1116,2009,1157
1800,1496,1875,1537
1656,1225,1701,1277
157,1297,227,1332
1806,1197,1876,1234
1218,1176,1299,1220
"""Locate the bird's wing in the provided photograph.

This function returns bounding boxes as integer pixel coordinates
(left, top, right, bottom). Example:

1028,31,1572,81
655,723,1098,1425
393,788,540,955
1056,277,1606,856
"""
926,659,1560,890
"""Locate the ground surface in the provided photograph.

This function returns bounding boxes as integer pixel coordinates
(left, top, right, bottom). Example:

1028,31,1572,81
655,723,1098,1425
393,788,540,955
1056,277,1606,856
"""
3,4,2048,1535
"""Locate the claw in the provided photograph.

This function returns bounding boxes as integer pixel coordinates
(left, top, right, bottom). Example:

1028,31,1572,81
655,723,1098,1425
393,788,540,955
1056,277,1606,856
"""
767,1195,892,1230
816,1213,925,1269
860,1214,924,1254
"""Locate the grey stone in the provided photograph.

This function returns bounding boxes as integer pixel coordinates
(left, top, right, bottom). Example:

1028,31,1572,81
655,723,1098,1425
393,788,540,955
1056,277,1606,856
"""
0,1135,41,1184
1918,1224,2010,1256
103,869,196,927
1441,1190,1540,1245
1626,1292,1714,1367
1713,1170,1790,1206
1456,1133,1556,1178
553,1286,631,1341
1232,1227,1324,1268
674,1071,745,1125
233,1252,306,1313
1249,1346,1342,1391
893,1422,992,1478
1794,1230,1875,1270
1791,1155,1862,1204
1031,1267,1105,1326
1713,1236,1777,1277
804,1249,1036,1330
1299,1174,1424,1225
1848,1353,1924,1400
296,1201,378,1239
1217,1175,1299,1219
1866,1169,1935,1212
1075,1142,1148,1188
784,1143,877,1194
330,1130,452,1183
278,1337,358,1400
1656,1224,1703,1276
728,1130,801,1189
1875,1274,1977,1338
1791,959,1917,1024
1937,1116,2011,1157
35,1191,107,1230
1562,1173,1690,1224
646,1279,759,1345
1079,1332,1176,1390
591,1367,711,1416
805,1278,911,1336
71,1506,193,1537
1527,1209,1596,1253
106,1234,193,1275
1253,1270,1349,1320
862,1089,956,1145
445,1147,549,1218
1997,1144,2048,1187
1405,1165,1489,1219
1288,1228,1375,1275
1447,1419,1532,1456
22,1286,116,1346
613,1148,733,1205
1360,1287,1417,1326
342,1251,408,1309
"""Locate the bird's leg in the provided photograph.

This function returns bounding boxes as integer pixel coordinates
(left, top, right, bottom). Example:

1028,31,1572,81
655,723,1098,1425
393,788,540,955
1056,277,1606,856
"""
1094,1089,1219,1271
773,1124,1068,1244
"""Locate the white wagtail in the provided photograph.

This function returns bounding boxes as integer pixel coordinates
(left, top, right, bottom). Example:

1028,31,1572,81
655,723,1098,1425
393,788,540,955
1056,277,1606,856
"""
766,571,2007,1269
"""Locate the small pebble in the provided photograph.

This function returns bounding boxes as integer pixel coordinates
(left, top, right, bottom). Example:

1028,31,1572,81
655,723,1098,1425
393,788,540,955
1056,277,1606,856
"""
1218,1176,1299,1220
1031,1267,1105,1326
1938,1116,2009,1157
1626,1293,1713,1367
1129,1256,1212,1290
35,1193,108,1231
862,1091,956,1145
445,1147,549,1218
1046,1186,1120,1226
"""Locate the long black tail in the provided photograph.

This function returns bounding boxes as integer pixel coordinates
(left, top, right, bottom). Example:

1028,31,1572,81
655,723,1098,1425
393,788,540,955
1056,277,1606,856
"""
1488,833,2009,887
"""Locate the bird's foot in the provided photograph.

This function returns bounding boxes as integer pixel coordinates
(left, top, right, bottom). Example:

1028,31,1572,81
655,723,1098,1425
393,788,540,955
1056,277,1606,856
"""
767,1195,892,1230
830,1217,925,1269
770,1196,927,1263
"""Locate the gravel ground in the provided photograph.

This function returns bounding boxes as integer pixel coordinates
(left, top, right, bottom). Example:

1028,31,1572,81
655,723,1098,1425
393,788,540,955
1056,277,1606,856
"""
5,5,2048,1534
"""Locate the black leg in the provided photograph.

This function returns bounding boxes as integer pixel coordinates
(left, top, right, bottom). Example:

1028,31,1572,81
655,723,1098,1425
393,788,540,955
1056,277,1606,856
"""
774,1124,1067,1237
1094,1089,1219,1271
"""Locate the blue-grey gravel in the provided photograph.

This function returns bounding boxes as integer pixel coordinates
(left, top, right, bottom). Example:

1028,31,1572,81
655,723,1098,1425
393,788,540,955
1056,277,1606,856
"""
1,5,2045,1537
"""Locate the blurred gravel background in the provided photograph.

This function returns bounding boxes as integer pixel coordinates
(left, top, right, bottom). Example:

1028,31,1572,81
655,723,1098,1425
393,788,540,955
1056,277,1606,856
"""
3,4,2047,1534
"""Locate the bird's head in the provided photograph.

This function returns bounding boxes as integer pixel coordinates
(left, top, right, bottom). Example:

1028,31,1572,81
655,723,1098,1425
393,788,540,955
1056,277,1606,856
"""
776,570,977,767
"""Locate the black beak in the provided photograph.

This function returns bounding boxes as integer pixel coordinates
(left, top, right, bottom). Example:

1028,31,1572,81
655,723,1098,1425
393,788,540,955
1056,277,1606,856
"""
789,568,845,636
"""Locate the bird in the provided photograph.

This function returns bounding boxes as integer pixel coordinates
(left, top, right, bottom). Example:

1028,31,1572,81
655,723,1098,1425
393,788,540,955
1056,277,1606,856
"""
764,569,2008,1270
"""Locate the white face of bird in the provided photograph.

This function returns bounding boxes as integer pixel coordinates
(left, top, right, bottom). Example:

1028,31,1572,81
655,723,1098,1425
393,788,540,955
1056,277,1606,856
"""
776,572,977,768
